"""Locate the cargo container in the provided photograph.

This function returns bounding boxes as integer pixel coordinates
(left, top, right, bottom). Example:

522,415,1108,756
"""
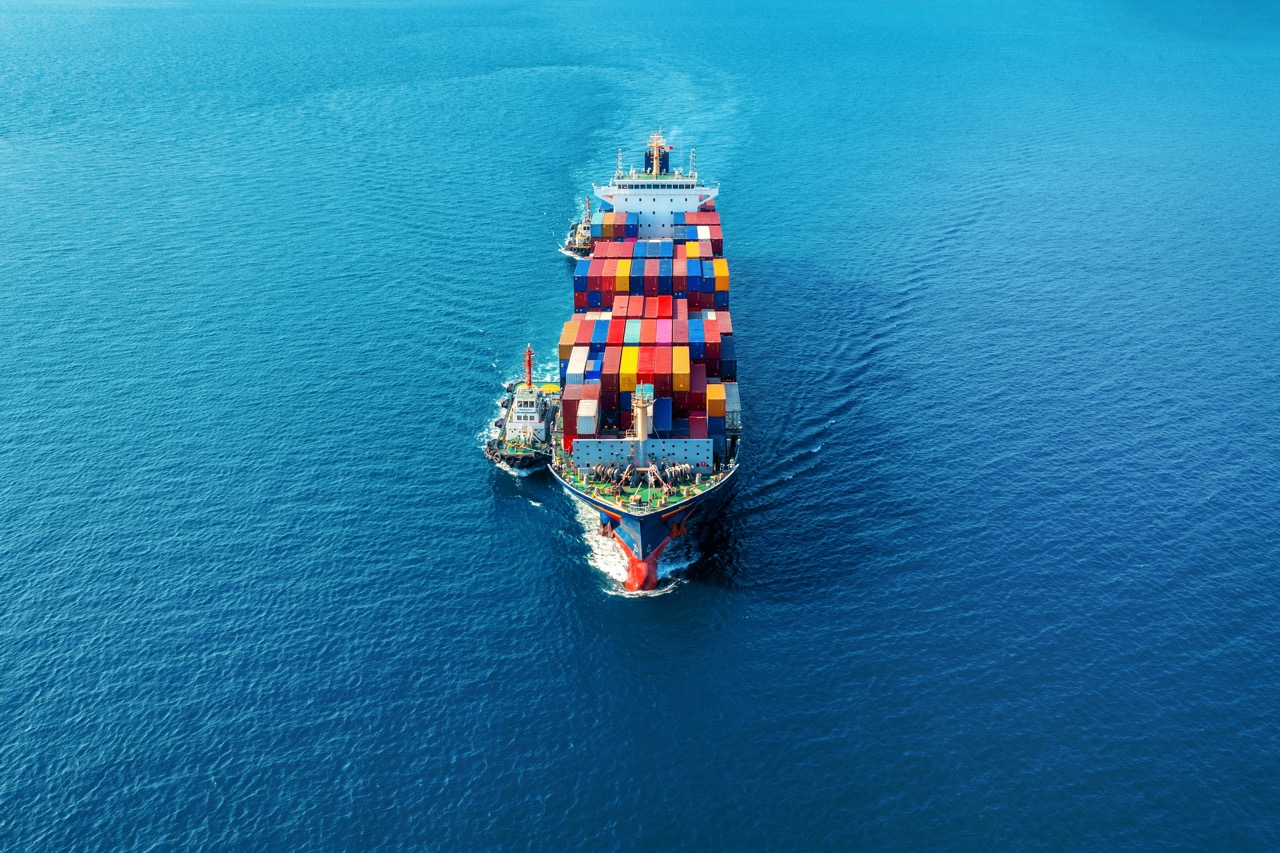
619,346,639,392
724,382,742,431
559,319,580,360
720,335,737,380
655,346,673,394
672,346,691,391
707,383,727,418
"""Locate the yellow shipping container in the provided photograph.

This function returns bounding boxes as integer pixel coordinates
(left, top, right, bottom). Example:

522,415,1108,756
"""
714,258,730,292
616,259,632,292
672,346,691,392
602,211,615,239
687,241,703,260
707,382,727,417
620,346,639,393
558,319,580,360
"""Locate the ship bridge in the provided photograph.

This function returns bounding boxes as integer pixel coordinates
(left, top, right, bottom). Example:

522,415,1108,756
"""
594,131,719,239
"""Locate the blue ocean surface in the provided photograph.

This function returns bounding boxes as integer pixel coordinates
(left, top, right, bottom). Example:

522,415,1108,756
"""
3,0,1280,847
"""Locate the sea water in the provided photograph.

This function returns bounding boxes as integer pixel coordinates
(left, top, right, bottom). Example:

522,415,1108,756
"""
2,0,1279,847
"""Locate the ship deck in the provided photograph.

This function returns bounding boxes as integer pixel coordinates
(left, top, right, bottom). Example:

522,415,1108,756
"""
553,452,732,514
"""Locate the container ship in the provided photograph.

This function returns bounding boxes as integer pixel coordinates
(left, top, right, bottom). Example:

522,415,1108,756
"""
549,131,741,591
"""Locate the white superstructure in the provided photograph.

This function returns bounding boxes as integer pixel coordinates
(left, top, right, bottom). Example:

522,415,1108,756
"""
593,131,719,239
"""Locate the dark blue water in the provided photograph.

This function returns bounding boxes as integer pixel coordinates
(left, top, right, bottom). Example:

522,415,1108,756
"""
4,1,1280,847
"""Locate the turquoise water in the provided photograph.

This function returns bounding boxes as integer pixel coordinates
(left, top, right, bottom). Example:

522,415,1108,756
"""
3,1,1280,847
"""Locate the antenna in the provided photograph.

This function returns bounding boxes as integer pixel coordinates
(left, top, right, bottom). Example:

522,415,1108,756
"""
689,148,697,179
616,148,623,179
524,344,534,388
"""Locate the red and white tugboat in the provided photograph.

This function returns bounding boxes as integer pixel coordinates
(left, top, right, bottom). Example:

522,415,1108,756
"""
485,345,559,472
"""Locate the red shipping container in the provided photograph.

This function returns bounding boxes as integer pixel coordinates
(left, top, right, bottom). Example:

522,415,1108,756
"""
607,318,626,346
675,243,687,261
601,259,618,291
575,319,594,347
655,346,673,394
613,294,628,317
600,389,619,411
658,296,673,319
689,412,708,439
703,358,721,378
574,291,588,309
640,319,657,345
643,299,659,320
628,296,644,319
562,435,574,451
637,347,656,385
602,289,615,309
582,383,601,401
673,391,690,414
644,259,659,295
711,239,723,256
588,259,604,290
690,363,707,409
717,310,732,336
704,318,721,360
601,347,622,392
620,412,633,431
673,319,689,345
676,300,689,321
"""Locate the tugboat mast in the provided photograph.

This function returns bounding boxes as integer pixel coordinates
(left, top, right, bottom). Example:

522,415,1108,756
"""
524,344,534,389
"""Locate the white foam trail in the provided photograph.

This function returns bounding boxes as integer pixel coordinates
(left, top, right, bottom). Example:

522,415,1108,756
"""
569,495,687,596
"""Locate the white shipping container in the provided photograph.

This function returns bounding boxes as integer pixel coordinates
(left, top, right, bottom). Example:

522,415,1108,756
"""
697,225,712,241
576,399,599,435
567,346,590,385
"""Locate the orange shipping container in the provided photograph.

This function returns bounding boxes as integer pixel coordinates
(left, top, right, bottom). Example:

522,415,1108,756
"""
559,319,580,360
713,258,730,292
672,346,691,391
707,383,727,417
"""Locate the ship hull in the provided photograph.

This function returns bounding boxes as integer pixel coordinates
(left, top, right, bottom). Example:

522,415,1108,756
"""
551,463,737,590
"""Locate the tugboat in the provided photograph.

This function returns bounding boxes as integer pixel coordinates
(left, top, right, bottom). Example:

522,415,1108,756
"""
485,345,559,471
560,196,594,260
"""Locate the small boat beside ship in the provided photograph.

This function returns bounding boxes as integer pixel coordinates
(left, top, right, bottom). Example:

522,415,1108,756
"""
484,345,557,471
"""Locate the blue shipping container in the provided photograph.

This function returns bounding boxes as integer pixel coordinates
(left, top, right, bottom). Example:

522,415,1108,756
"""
620,391,632,411
715,292,730,309
653,397,673,431
587,291,602,308
686,259,703,290
659,240,673,258
708,416,726,435
673,212,685,226
689,319,705,359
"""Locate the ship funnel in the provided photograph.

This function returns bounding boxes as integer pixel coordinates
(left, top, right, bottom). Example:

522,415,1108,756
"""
632,383,655,463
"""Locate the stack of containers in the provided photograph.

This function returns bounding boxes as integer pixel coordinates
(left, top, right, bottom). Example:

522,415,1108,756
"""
590,211,641,246
561,209,738,449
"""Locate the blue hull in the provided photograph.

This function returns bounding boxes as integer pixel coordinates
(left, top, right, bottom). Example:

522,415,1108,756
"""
551,463,737,589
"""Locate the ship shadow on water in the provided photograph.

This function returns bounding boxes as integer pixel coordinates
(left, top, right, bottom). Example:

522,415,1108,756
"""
666,480,743,589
